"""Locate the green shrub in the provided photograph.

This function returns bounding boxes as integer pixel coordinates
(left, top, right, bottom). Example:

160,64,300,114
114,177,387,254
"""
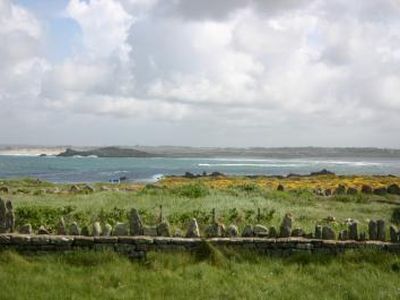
171,183,209,198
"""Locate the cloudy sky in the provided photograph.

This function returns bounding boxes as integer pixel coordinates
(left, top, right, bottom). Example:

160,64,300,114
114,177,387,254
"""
1,0,400,147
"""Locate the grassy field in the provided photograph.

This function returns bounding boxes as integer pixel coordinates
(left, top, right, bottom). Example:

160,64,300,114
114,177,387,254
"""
1,175,400,299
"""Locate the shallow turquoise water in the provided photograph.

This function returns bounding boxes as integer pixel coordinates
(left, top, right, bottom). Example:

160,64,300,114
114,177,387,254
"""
1,155,400,183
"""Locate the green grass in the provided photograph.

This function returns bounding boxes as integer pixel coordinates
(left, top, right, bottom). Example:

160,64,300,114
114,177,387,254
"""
0,249,399,299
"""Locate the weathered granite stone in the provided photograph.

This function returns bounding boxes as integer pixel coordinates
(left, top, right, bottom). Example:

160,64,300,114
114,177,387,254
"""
277,184,284,191
322,226,336,240
226,224,239,237
156,221,171,237
279,213,293,237
374,187,387,196
19,223,32,234
186,218,200,238
38,225,50,235
70,185,80,193
82,184,95,193
361,185,373,194
142,226,158,236
314,225,322,239
0,198,7,233
347,187,358,195
269,226,278,238
349,222,358,240
205,222,225,237
241,225,254,237
390,225,398,243
92,222,102,237
335,184,346,195
129,208,143,236
69,222,81,236
368,220,377,240
377,219,386,241
254,224,269,237
57,217,66,235
113,223,129,236
387,184,400,195
291,228,304,237
103,223,112,236
5,200,14,232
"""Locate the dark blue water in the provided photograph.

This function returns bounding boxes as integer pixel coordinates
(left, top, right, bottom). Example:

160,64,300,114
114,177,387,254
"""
1,155,400,183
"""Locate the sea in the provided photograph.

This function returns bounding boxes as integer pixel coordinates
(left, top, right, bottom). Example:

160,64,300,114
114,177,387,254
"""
1,155,400,183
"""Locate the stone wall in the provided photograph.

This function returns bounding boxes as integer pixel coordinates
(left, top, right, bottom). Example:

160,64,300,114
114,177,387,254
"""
1,234,400,259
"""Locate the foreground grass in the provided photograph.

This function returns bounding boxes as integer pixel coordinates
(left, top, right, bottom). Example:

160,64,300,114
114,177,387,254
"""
0,249,399,300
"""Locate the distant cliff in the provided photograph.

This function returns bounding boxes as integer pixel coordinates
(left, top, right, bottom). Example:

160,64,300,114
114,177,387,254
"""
57,147,155,158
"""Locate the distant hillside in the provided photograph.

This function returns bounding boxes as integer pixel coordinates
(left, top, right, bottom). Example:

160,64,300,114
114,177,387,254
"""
57,147,155,158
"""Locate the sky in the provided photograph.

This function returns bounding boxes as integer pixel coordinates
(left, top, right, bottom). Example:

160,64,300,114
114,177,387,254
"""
0,0,399,147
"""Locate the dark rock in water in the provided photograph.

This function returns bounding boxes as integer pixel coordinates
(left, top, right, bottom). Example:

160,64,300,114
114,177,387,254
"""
39,153,47,157
19,224,32,234
310,169,335,176
113,223,129,236
92,222,102,237
129,208,143,236
184,172,196,178
69,222,81,236
374,187,387,196
0,186,9,194
334,184,346,195
348,222,358,240
38,225,50,235
277,184,285,192
377,219,386,241
387,184,400,195
279,213,293,237
322,226,336,240
103,224,112,236
368,220,377,240
186,218,200,238
210,171,224,177
226,224,239,237
205,223,225,237
291,228,304,237
253,224,269,237
269,226,278,238
57,147,154,158
314,225,322,239
241,225,254,237
347,187,358,195
57,217,66,235
390,225,398,243
361,185,373,194
156,221,170,237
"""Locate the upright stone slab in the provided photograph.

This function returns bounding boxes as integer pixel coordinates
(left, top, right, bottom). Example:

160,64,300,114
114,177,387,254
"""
38,225,50,235
19,223,32,234
322,226,336,240
5,200,14,232
186,218,200,238
348,222,358,240
113,223,129,236
57,217,66,235
156,222,170,237
269,226,278,238
129,208,143,236
254,224,269,237
103,223,112,237
205,223,225,238
226,224,239,237
389,225,398,243
92,222,102,237
69,222,81,236
0,198,7,233
368,220,377,240
279,213,293,237
377,219,386,241
359,232,366,241
314,225,322,239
